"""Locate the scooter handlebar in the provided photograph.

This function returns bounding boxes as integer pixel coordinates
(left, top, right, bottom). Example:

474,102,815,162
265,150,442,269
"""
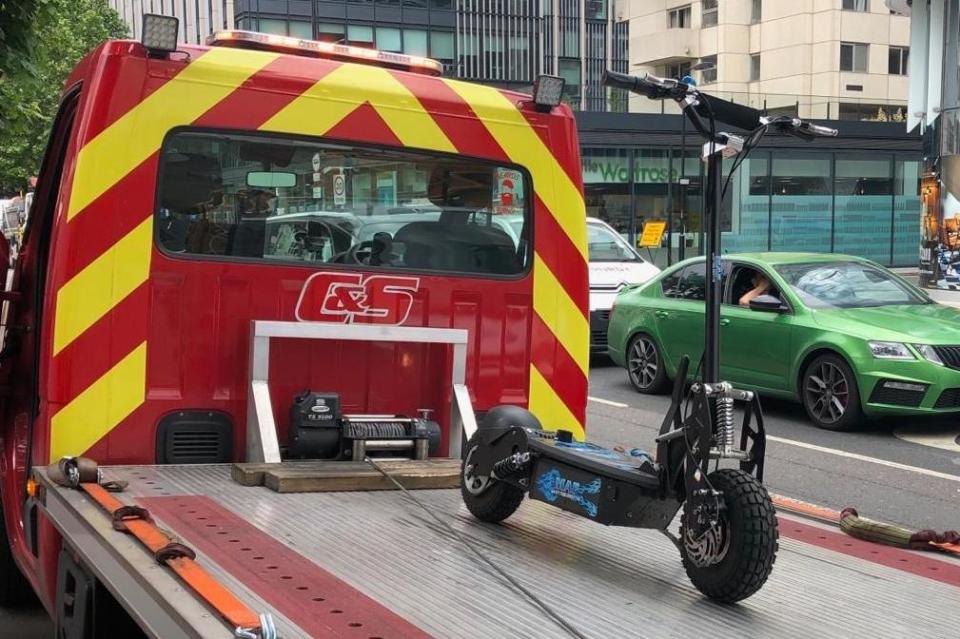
602,70,684,100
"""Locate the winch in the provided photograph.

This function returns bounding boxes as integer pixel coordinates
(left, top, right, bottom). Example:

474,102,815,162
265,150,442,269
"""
287,391,442,461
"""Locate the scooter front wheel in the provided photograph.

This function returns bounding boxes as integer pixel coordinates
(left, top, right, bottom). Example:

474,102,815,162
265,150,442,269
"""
460,439,526,523
679,469,778,603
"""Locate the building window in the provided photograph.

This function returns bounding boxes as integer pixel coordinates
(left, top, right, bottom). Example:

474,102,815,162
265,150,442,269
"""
376,27,402,53
317,23,345,43
558,58,582,108
258,19,287,35
668,5,692,28
842,0,869,11
888,46,909,75
430,31,455,62
750,54,761,81
586,0,607,20
751,0,761,23
404,30,428,57
702,0,718,27
700,54,717,83
666,62,692,79
347,25,374,46
840,42,868,72
288,21,312,39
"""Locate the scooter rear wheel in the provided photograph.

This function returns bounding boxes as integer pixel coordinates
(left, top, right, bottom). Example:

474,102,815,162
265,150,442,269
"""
679,469,778,603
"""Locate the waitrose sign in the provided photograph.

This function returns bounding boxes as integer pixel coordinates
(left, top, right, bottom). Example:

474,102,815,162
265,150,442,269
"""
582,156,681,184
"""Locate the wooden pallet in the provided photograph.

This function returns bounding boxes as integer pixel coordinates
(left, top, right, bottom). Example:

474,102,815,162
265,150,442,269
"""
231,458,462,494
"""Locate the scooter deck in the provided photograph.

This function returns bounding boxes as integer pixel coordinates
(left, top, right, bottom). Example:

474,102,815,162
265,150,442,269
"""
527,436,660,489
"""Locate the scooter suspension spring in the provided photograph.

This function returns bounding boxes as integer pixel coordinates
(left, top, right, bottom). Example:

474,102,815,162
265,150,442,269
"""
715,395,735,451
492,452,531,479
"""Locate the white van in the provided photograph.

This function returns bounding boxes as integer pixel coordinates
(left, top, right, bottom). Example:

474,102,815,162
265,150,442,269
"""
587,217,660,353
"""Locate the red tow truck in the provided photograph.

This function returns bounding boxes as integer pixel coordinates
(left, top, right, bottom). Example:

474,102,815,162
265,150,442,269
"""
0,15,957,639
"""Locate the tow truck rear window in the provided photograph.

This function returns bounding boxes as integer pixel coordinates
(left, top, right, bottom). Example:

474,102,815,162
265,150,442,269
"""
155,130,531,276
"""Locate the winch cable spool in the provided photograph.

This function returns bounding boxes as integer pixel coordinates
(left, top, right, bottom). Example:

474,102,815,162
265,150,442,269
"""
364,457,591,639
347,420,409,439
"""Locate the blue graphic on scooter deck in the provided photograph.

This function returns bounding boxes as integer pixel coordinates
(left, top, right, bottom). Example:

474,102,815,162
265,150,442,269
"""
536,469,602,517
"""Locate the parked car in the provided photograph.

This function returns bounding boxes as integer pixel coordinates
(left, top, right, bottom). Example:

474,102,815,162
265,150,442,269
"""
608,252,960,430
587,218,660,353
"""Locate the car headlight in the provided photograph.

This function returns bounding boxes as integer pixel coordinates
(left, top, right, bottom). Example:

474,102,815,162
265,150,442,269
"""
868,341,915,360
914,344,944,366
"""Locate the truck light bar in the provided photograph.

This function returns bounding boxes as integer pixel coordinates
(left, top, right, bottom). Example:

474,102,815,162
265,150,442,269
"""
206,30,444,76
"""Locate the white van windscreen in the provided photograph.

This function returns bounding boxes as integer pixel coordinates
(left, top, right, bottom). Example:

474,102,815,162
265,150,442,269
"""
155,130,531,276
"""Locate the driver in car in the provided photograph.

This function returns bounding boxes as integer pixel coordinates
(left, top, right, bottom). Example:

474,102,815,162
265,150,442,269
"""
739,271,772,307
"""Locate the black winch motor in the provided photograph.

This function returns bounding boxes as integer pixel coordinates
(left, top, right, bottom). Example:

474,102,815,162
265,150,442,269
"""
287,391,442,460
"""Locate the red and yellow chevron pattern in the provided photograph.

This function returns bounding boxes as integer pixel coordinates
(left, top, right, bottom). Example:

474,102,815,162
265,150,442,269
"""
48,45,588,462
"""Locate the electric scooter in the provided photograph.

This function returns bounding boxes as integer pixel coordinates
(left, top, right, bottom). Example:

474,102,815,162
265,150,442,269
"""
460,70,839,603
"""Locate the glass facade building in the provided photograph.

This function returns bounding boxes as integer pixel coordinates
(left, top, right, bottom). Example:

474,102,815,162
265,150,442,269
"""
232,0,629,111
577,112,922,268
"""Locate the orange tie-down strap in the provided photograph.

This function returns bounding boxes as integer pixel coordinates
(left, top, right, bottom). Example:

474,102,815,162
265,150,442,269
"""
79,482,266,633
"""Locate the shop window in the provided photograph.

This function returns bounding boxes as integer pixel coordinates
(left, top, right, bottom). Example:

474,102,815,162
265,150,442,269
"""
404,30,428,56
834,155,893,263
668,5,691,28
888,46,909,75
431,0,453,8
723,155,770,254
702,0,718,27
582,147,633,239
840,42,869,72
771,153,831,253
893,157,921,266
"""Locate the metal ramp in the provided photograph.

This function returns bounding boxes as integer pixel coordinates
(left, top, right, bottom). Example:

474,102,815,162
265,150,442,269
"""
39,465,959,639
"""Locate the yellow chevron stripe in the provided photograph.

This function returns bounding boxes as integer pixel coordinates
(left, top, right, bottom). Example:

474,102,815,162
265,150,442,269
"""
67,47,279,220
528,364,585,440
262,64,457,153
532,253,589,375
441,80,588,262
53,217,152,355
49,342,147,462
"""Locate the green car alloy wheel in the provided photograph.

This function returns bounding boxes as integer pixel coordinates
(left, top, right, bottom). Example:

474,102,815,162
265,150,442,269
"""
607,252,960,430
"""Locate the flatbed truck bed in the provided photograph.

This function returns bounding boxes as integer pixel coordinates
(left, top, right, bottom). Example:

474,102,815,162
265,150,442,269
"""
38,464,960,639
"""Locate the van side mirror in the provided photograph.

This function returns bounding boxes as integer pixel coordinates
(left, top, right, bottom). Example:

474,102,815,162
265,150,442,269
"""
748,294,786,312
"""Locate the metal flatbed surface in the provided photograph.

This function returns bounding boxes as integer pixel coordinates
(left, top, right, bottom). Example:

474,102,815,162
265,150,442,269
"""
41,464,959,639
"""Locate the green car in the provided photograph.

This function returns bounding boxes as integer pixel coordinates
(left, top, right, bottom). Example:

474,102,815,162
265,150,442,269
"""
608,252,960,430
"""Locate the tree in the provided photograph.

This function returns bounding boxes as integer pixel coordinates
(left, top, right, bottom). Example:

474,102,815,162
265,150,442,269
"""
0,0,127,193
0,0,53,78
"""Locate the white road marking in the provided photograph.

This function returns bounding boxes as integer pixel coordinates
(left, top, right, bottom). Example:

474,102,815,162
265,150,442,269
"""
586,396,960,483
892,427,960,453
765,435,960,483
588,396,629,408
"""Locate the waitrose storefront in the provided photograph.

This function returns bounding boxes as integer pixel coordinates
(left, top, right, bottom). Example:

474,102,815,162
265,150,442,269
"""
576,112,923,268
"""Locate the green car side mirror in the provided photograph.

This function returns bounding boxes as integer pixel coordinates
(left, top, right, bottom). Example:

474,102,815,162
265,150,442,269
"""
749,294,787,313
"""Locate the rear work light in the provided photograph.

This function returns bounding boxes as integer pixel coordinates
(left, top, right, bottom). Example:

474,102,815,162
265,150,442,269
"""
141,14,180,55
206,30,444,76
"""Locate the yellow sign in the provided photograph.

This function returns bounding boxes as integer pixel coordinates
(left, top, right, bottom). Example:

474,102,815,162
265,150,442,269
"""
638,221,667,248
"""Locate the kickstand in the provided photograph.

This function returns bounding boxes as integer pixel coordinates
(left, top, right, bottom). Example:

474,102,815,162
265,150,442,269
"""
660,528,682,552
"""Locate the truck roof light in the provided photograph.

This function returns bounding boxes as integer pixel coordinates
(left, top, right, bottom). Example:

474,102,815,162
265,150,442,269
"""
532,75,565,112
141,14,180,55
206,30,444,76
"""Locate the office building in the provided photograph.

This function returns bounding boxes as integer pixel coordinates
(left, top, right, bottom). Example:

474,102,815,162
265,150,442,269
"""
626,1,911,120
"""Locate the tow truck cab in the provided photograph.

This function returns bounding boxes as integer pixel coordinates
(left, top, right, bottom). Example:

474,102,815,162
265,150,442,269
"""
0,29,588,614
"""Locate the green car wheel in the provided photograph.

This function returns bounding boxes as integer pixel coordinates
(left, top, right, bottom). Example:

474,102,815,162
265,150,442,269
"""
801,353,863,431
627,333,669,394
